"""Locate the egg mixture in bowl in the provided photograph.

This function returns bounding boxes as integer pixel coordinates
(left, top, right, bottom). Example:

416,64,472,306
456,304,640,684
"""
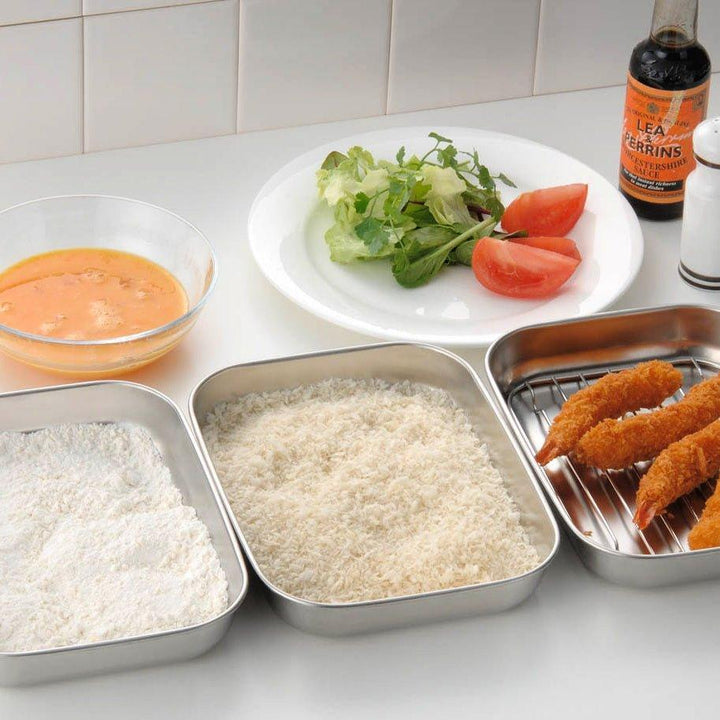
0,195,216,376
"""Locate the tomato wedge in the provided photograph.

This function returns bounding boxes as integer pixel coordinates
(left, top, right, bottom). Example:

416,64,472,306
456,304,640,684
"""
509,235,581,261
471,236,581,299
502,183,588,237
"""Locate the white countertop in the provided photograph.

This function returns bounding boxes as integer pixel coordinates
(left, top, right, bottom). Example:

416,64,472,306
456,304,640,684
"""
2,83,719,718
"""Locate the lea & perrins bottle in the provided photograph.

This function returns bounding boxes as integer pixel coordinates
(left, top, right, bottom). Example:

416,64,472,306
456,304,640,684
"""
619,0,711,220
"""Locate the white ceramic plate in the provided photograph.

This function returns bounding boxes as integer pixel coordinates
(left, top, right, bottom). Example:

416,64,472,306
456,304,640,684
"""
248,126,643,346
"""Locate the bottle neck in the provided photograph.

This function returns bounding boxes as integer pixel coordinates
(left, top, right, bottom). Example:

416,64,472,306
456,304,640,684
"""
651,0,698,45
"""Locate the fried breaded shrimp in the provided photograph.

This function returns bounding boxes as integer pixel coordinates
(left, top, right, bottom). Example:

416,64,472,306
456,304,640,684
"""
634,417,720,529
535,360,682,465
688,482,720,550
576,374,720,469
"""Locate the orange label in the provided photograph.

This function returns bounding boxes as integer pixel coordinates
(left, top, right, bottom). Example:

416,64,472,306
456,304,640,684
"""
619,73,709,204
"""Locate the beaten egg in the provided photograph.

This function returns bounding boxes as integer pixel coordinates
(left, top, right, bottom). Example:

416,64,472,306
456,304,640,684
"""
0,248,187,341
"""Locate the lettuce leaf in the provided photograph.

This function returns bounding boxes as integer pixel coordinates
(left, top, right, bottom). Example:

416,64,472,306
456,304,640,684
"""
323,202,395,263
419,166,474,227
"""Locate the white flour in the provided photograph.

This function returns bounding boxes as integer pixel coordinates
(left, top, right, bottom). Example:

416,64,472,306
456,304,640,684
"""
0,422,228,653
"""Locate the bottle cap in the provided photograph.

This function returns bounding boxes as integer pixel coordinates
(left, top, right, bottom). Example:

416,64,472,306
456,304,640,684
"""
693,117,720,166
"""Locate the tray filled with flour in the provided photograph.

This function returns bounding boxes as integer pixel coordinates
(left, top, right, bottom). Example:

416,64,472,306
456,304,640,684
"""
189,343,558,635
0,381,247,685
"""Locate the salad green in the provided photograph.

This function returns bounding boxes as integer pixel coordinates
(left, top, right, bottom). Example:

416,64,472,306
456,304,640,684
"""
316,132,519,288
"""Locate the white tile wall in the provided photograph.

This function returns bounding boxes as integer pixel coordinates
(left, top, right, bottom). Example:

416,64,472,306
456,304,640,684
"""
84,0,238,152
535,0,719,95
0,0,717,164
237,0,391,132
698,1,720,71
534,0,655,95
388,0,541,114
0,18,82,163
0,0,79,26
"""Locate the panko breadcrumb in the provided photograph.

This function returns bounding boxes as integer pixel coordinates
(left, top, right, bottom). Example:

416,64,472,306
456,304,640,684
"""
202,378,539,604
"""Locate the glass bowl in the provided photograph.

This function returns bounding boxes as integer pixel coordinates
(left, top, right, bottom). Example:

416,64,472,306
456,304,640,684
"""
0,195,216,376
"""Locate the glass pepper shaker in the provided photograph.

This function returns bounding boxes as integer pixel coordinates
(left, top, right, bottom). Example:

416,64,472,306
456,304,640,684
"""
679,117,720,289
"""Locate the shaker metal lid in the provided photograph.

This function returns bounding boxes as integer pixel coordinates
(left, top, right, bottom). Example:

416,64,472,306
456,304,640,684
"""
694,117,720,166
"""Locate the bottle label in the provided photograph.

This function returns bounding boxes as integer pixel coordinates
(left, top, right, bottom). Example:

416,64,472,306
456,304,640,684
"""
619,73,709,204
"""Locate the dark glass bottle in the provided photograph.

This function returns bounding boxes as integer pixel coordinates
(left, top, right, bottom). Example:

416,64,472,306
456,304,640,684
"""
619,0,711,220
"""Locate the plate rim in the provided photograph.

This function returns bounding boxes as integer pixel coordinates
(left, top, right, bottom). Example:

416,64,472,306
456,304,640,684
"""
248,125,644,347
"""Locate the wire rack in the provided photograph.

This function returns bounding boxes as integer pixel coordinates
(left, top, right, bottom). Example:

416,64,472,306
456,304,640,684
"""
508,355,719,555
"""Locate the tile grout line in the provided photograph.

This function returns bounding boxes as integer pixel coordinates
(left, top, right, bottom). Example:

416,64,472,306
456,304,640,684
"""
80,0,225,20
235,0,242,134
80,0,86,154
531,0,543,96
0,0,222,28
533,80,627,98
0,14,81,28
385,0,395,116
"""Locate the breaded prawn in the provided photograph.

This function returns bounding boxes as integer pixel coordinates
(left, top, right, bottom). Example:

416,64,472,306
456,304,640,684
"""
535,360,682,465
576,374,720,470
688,481,720,550
634,417,720,529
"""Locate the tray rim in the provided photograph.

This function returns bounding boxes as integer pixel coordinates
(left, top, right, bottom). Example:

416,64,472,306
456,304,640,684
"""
484,302,720,562
0,379,248,660
188,341,560,612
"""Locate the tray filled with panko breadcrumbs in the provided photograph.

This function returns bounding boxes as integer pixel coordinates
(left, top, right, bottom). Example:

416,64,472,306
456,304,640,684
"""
189,343,558,635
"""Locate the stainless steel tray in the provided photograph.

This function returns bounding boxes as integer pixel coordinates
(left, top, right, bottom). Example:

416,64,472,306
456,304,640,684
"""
486,304,720,587
0,381,248,686
189,342,559,636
